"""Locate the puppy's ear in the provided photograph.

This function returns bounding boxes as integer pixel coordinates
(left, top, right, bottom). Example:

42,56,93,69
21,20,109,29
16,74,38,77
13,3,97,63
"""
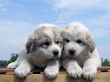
26,35,37,54
85,33,96,53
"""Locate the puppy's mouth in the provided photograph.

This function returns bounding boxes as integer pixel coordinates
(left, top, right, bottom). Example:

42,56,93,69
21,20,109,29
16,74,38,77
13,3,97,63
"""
52,55,60,59
69,53,76,56
66,54,79,59
48,57,59,60
63,53,75,57
47,54,60,60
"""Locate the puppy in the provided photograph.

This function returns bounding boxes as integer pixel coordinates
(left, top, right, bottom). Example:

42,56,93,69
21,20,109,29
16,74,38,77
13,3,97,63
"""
61,22,101,79
7,24,63,79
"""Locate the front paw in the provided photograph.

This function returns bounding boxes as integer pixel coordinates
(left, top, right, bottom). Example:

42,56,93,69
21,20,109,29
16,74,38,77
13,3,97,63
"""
67,66,82,78
82,66,97,80
15,66,30,78
7,62,18,69
44,67,59,79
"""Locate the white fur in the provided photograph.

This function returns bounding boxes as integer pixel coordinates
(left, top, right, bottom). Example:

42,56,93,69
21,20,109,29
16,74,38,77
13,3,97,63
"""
62,22,101,79
7,24,62,79
44,27,54,40
44,60,60,79
7,60,18,69
63,59,82,78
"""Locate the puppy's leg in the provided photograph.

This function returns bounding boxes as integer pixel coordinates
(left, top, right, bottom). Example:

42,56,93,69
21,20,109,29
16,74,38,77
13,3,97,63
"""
7,60,18,69
15,61,32,78
63,59,82,78
44,60,60,79
82,52,101,79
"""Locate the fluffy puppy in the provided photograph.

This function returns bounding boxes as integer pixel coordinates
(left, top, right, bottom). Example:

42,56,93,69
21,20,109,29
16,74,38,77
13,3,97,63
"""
7,24,63,79
62,22,101,79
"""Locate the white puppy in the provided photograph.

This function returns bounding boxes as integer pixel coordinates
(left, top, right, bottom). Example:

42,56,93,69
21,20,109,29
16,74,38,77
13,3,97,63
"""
7,24,63,79
62,22,101,79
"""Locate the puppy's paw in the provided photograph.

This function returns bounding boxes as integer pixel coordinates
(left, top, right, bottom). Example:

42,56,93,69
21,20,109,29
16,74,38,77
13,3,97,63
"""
82,66,97,80
44,67,58,79
15,66,30,78
7,62,18,69
67,66,82,78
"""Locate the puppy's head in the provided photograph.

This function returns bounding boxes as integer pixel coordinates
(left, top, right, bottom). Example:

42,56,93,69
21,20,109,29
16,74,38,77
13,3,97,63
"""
26,24,63,59
62,22,95,57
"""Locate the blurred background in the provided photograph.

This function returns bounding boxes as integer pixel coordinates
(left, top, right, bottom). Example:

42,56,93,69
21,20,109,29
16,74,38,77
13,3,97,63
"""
0,0,110,67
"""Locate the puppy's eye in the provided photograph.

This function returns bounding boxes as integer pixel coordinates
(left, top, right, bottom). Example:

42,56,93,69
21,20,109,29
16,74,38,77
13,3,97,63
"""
43,42,49,46
65,39,70,43
56,41,62,45
76,39,82,43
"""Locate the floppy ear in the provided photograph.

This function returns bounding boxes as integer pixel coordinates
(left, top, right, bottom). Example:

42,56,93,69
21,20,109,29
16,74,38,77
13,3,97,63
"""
26,35,37,54
85,33,96,53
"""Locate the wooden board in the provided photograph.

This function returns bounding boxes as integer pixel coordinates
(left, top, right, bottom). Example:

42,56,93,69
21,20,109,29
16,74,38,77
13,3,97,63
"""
0,72,110,82
0,67,110,73
0,67,110,82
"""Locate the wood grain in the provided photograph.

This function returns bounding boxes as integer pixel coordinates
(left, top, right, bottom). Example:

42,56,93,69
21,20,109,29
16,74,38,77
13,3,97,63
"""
0,67,110,82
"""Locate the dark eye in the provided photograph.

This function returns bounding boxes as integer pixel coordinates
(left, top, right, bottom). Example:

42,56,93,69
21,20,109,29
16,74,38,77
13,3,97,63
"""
76,39,82,43
43,42,49,46
56,41,62,45
65,38,70,43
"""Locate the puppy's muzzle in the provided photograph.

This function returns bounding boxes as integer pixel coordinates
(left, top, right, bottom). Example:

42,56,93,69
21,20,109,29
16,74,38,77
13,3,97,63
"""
53,50,59,57
69,49,75,56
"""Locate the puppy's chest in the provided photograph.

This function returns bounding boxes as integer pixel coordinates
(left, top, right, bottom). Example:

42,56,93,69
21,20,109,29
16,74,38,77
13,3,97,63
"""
76,55,90,66
27,54,48,67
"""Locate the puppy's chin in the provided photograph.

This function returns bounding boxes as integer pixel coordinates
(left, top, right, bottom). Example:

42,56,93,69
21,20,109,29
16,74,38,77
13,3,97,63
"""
50,57,59,60
47,53,61,60
68,54,79,58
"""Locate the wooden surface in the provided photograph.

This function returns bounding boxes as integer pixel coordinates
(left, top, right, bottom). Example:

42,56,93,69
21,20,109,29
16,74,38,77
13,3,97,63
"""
0,67,110,82
0,67,110,73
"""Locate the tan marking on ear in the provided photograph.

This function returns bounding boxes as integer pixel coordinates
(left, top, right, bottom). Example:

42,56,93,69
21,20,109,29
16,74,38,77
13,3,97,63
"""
65,26,70,30
85,33,96,53
34,24,58,35
28,35,34,41
34,26,47,34
26,35,37,53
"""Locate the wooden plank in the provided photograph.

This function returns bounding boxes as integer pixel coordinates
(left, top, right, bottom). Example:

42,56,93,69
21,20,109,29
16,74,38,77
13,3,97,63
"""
0,68,14,72
0,67,110,73
0,67,110,82
0,72,110,82
98,67,110,72
93,72,110,82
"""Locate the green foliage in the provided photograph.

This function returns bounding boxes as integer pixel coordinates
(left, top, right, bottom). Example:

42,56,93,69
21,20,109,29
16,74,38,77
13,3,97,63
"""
7,53,18,64
0,53,18,68
102,58,110,66
0,60,8,68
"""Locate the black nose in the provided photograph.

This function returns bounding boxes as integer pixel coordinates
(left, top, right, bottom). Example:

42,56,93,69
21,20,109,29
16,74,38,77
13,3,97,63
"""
53,50,59,56
69,49,75,55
